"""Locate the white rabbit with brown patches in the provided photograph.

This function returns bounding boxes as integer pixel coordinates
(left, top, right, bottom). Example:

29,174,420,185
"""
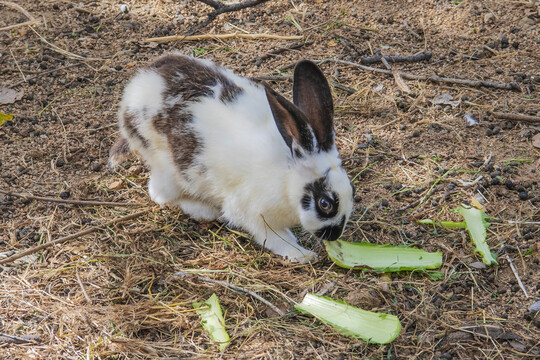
109,53,354,263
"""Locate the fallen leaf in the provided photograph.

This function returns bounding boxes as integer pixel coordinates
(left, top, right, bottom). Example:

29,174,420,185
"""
430,93,461,108
107,179,124,190
0,88,23,105
0,112,14,126
463,113,479,126
392,70,411,93
529,301,540,312
532,133,540,148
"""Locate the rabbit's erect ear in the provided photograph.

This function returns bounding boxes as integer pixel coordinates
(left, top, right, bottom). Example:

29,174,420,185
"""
293,60,334,152
265,85,315,157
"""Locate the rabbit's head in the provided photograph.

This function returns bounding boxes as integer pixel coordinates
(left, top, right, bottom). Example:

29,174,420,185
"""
265,60,354,241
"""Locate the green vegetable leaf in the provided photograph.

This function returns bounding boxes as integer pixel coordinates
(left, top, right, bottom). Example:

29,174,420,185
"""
456,206,498,265
193,293,230,351
325,240,443,272
417,219,466,229
295,293,401,344
0,112,14,127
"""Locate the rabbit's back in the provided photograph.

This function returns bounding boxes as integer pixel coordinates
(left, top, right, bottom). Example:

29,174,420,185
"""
117,54,291,203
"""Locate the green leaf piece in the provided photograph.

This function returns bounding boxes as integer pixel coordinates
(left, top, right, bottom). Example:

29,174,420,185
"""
193,293,230,351
295,293,402,344
0,112,14,127
324,240,443,272
456,206,498,265
417,219,466,229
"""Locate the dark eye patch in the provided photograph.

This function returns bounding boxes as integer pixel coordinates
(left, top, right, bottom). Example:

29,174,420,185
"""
303,177,339,219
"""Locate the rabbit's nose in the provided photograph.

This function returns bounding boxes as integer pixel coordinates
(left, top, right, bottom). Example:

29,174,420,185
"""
314,216,345,241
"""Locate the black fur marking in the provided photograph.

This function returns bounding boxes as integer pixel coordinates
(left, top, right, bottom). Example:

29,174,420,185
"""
303,177,339,219
293,60,335,152
301,193,312,211
315,216,345,241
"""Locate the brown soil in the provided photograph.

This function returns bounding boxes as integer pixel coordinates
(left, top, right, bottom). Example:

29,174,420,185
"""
1,0,539,359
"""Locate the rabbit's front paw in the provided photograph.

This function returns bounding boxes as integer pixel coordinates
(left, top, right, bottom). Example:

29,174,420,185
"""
285,248,318,264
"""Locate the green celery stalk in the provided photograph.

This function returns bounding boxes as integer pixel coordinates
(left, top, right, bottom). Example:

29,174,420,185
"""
325,240,442,272
193,293,230,351
295,293,401,344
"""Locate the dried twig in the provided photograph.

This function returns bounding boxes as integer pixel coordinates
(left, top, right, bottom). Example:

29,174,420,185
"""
29,26,104,61
0,189,142,207
0,1,38,31
315,58,521,91
145,32,303,43
492,111,540,124
506,255,529,299
0,333,41,344
10,63,85,88
252,75,356,94
186,0,269,36
0,209,150,266
361,51,432,65
171,270,286,316
257,41,314,62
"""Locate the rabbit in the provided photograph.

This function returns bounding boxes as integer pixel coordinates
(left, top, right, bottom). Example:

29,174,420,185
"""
108,53,354,263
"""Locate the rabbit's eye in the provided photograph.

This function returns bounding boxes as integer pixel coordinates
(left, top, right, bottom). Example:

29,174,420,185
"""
317,197,333,213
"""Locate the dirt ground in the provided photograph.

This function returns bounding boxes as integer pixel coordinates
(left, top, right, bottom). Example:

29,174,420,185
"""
1,0,539,359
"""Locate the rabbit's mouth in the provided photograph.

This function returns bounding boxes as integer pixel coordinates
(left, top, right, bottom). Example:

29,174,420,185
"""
314,216,345,241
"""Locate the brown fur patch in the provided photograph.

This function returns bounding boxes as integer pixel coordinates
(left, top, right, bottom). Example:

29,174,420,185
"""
108,137,131,167
153,112,200,171
149,54,243,171
123,111,149,148
152,54,243,104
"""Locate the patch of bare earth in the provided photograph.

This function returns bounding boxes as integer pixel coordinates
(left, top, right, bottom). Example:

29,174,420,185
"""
1,0,539,359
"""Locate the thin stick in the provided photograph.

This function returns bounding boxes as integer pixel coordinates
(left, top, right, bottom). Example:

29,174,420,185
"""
252,75,356,94
10,63,84,88
0,209,149,266
361,51,432,65
145,32,303,43
76,268,92,304
29,26,104,61
492,111,540,124
0,19,38,32
506,255,529,299
0,1,35,20
0,189,142,207
0,1,38,32
0,333,40,344
171,270,286,316
315,58,520,91
9,48,26,82
258,41,314,61
187,0,269,35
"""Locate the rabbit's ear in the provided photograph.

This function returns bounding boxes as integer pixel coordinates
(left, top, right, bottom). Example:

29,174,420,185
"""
293,60,334,152
265,86,315,157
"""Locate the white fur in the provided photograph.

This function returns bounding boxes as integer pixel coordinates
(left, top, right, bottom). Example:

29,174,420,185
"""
115,55,353,263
